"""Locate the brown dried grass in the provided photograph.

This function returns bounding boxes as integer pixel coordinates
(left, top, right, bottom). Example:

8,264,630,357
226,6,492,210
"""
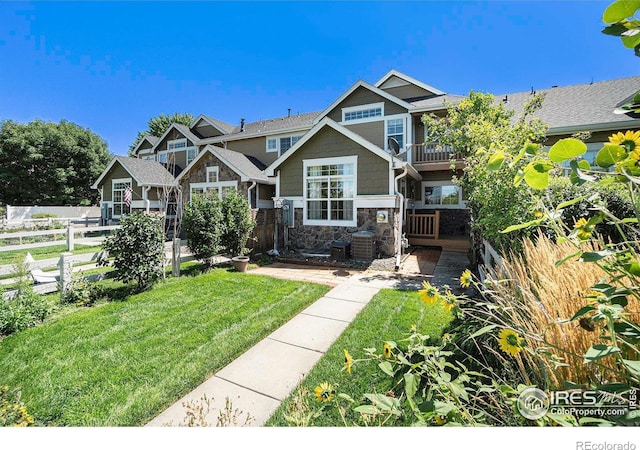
486,233,639,388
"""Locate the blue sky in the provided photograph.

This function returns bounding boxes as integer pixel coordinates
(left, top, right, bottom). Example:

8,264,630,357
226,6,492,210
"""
0,1,637,155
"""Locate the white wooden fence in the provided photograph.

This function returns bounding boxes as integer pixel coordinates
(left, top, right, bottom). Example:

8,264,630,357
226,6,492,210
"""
478,238,504,282
0,225,119,254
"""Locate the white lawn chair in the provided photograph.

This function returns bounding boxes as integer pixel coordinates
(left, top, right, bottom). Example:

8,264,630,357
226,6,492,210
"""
30,269,58,284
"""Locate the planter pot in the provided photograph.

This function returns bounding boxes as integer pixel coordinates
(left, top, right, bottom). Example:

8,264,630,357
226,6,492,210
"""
232,256,250,273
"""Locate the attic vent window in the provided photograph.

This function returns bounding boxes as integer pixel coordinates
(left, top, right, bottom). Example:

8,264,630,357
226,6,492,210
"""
342,102,385,123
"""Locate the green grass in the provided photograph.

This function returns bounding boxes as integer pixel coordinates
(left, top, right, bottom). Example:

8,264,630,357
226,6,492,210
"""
0,244,103,266
0,268,330,426
266,289,454,426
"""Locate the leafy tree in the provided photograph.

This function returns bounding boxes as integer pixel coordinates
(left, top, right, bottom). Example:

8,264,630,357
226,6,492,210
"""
128,113,194,156
220,190,255,256
601,0,640,57
0,119,111,206
100,212,165,291
182,194,224,266
421,91,548,253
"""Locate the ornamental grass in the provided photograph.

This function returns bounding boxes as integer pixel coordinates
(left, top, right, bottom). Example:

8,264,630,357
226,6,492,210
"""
484,233,640,389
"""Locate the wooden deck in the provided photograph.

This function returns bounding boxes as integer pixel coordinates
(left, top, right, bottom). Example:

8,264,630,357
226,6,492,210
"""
407,235,470,253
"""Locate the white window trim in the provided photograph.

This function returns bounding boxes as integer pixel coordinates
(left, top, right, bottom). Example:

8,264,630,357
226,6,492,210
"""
167,138,187,150
112,177,132,218
157,151,168,163
265,133,304,155
303,156,357,227
189,180,237,203
384,113,411,152
186,147,198,166
420,180,465,209
206,166,219,183
341,102,385,125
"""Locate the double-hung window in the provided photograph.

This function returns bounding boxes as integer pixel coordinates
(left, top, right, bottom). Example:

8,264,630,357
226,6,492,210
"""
112,178,132,217
386,118,405,149
304,157,357,226
189,166,237,203
266,134,303,156
186,147,198,165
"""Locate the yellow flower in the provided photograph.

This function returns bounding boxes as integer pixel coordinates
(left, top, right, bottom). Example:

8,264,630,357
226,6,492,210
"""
573,217,592,240
314,382,335,403
419,281,440,305
573,217,588,229
533,210,544,218
609,130,640,153
441,291,457,312
383,342,392,359
459,269,472,288
434,415,447,425
497,328,525,356
343,349,353,374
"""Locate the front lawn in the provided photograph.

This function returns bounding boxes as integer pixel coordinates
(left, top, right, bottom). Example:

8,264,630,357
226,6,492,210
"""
266,288,454,426
0,243,103,266
0,268,329,426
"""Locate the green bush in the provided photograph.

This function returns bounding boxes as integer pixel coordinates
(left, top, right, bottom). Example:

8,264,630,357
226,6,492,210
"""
183,194,224,266
31,213,59,219
99,213,165,291
59,277,105,307
0,288,51,336
220,191,255,256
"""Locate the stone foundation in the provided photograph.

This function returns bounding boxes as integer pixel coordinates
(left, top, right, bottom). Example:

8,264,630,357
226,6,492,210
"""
279,207,399,257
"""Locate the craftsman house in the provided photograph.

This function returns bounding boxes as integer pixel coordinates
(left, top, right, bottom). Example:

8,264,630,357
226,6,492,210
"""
92,70,640,263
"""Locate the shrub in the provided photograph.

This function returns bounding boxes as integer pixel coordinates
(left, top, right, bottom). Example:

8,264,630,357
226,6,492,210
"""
220,191,255,256
31,213,59,219
0,258,51,336
59,276,105,307
182,194,224,266
99,212,165,291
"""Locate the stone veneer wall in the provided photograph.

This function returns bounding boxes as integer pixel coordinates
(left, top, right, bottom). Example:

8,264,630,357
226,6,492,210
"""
437,209,470,236
280,207,399,257
179,153,248,205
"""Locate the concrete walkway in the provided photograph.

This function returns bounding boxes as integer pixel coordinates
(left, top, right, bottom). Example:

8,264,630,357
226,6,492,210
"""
145,250,468,427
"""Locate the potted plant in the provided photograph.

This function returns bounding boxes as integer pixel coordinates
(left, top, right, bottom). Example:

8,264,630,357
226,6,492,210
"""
220,191,256,273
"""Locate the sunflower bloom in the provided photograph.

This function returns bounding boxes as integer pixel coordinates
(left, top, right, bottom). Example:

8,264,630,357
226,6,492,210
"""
343,349,353,374
314,382,335,403
435,415,448,425
459,269,472,288
383,342,392,359
441,291,458,312
419,281,440,305
609,130,640,153
573,217,592,240
497,328,525,356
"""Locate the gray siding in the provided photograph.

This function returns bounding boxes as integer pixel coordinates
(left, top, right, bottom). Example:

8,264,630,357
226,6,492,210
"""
383,84,435,100
194,124,223,138
226,137,274,165
100,163,142,202
327,86,407,122
278,126,390,197
345,121,384,149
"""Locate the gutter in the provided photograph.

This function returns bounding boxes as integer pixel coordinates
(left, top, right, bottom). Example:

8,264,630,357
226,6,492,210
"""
394,165,409,271
247,181,257,208
143,186,151,213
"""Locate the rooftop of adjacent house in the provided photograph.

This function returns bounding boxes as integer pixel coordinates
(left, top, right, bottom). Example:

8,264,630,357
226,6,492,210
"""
207,146,273,184
499,76,640,131
114,156,176,186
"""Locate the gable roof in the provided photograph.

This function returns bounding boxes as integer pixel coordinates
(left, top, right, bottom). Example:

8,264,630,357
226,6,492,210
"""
132,134,159,155
375,69,446,96
191,114,236,135
265,117,414,177
500,76,640,133
91,156,175,189
312,80,416,125
176,145,273,184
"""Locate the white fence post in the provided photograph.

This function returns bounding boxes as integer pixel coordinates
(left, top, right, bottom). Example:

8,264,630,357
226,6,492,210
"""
67,225,74,251
172,238,181,277
59,252,73,292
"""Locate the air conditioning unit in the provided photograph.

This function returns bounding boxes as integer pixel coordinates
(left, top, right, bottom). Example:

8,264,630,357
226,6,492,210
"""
351,231,375,260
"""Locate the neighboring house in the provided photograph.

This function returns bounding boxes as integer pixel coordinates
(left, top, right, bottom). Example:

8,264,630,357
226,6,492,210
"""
92,70,640,264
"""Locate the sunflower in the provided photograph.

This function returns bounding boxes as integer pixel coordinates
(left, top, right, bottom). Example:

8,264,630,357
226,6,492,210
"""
533,210,544,219
441,291,458,313
459,269,472,288
383,342,392,359
573,217,592,240
497,328,525,356
434,415,448,425
608,130,640,153
419,281,440,305
314,382,335,403
343,349,353,374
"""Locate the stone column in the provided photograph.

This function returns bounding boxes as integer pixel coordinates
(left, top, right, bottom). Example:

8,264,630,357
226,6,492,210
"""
59,252,73,292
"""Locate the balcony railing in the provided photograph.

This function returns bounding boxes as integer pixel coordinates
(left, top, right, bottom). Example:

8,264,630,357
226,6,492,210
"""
406,212,440,239
408,143,463,164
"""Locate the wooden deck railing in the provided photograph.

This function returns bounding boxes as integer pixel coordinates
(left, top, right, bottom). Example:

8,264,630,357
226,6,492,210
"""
406,212,440,239
409,143,463,164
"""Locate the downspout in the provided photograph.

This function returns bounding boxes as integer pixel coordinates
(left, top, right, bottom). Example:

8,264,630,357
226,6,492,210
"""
144,186,151,213
394,165,409,271
247,181,257,209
